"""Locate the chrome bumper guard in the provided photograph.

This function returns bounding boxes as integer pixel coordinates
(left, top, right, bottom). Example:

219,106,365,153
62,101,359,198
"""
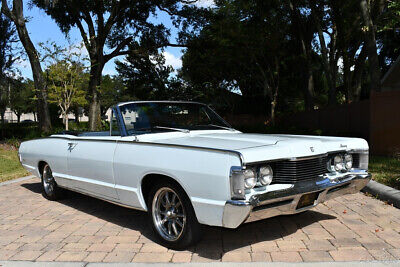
222,172,371,228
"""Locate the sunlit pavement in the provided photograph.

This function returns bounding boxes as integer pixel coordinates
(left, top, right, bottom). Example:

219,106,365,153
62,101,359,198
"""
1,178,400,263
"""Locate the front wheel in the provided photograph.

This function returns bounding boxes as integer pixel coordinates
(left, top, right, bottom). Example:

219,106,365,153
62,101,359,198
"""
41,164,65,200
148,181,202,249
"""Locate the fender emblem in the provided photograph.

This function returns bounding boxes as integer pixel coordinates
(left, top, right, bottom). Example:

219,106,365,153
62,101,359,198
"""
310,147,315,152
340,144,347,148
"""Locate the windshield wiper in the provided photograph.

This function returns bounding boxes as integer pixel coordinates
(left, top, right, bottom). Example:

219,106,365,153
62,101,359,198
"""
196,124,235,131
153,126,190,133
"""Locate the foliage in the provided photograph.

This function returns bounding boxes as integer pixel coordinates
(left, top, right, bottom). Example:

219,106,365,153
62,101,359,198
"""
181,0,305,120
180,0,399,120
43,43,88,130
68,121,89,132
99,75,128,115
9,78,36,122
377,0,400,74
116,49,190,101
0,13,17,122
47,60,87,129
0,13,17,81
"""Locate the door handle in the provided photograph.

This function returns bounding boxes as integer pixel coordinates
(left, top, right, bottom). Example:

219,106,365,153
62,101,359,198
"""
67,142,77,152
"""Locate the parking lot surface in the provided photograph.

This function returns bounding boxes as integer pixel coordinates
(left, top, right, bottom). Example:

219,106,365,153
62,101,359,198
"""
1,178,400,263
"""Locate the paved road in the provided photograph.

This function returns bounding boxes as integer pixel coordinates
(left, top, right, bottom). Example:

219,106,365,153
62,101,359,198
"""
1,178,400,263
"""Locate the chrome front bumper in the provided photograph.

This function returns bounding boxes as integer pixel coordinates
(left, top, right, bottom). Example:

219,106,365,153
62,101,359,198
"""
222,172,371,228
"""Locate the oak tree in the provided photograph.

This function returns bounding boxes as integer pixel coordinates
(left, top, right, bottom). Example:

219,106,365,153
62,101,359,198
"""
33,0,199,130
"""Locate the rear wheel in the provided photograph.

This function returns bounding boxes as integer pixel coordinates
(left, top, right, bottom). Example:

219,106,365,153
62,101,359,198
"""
41,164,65,200
148,181,201,249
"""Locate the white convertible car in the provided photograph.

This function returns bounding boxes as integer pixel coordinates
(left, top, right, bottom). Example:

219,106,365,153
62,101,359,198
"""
19,101,371,248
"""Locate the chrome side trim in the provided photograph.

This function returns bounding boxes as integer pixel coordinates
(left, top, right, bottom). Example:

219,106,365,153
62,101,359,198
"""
47,136,245,166
57,184,147,212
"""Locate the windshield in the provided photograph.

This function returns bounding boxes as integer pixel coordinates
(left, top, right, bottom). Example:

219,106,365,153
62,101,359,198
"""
119,102,232,135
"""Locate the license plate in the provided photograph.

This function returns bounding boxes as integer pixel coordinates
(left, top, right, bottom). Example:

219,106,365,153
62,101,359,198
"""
297,192,320,209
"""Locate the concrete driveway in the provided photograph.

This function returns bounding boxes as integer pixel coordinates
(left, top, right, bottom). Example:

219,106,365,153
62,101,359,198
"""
1,177,400,263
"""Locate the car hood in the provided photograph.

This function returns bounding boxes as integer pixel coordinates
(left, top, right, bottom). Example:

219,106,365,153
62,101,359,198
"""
142,131,369,164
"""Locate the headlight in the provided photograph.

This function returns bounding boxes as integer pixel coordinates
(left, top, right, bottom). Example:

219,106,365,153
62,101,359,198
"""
344,154,352,170
334,155,344,172
243,169,257,189
259,165,273,185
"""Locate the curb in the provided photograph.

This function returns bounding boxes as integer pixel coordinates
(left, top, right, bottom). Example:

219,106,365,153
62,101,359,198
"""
362,180,400,208
0,175,35,187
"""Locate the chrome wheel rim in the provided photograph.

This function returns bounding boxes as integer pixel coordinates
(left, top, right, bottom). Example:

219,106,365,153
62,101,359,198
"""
43,165,55,195
152,187,186,241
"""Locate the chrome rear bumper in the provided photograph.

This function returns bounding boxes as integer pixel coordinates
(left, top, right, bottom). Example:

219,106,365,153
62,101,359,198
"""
222,172,371,228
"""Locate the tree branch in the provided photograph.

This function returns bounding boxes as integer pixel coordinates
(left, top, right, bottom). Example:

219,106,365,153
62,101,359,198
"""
104,37,133,62
82,10,96,42
157,5,176,16
103,0,120,39
1,0,17,22
181,0,198,4
75,20,91,52
104,40,188,63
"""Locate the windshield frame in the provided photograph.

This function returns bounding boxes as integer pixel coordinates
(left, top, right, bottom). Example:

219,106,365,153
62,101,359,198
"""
115,101,233,137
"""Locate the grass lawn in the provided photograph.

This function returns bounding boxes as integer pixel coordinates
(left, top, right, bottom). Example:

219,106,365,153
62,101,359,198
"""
369,156,400,190
0,146,29,183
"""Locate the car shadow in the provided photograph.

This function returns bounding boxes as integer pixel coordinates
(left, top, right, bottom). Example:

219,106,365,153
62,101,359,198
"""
21,182,337,260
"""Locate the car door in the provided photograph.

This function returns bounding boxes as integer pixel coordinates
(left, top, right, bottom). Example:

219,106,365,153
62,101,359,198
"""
66,111,121,200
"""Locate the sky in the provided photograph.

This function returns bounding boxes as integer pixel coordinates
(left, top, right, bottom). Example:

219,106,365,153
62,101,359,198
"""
15,0,214,79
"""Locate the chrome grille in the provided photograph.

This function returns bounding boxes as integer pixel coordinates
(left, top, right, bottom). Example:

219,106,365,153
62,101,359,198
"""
271,156,328,184
352,153,360,168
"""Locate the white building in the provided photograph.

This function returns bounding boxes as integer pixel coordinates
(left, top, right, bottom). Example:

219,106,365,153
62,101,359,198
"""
3,107,89,123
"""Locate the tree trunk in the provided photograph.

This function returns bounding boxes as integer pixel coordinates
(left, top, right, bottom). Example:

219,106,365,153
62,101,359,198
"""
270,57,280,125
1,0,51,132
317,26,336,105
310,1,337,105
0,110,4,139
17,114,20,123
73,106,80,123
288,0,314,111
88,60,104,131
360,0,382,92
306,67,315,110
352,46,368,101
0,110,4,125
270,90,278,125
64,112,68,131
343,53,352,103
